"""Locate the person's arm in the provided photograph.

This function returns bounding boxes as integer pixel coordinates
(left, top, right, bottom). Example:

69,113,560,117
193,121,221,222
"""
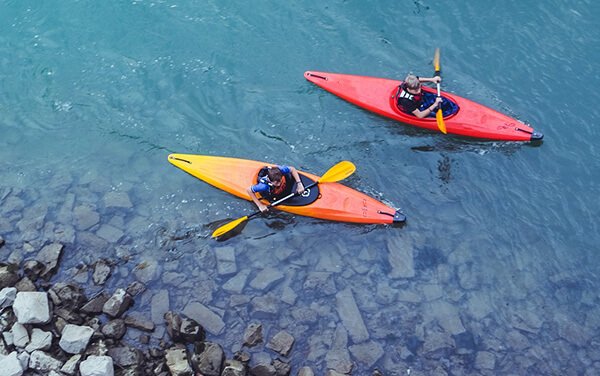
412,97,444,119
419,76,441,84
247,186,269,212
288,167,304,194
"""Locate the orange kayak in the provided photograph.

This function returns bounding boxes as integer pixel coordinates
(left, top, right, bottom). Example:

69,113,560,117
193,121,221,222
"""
168,154,405,224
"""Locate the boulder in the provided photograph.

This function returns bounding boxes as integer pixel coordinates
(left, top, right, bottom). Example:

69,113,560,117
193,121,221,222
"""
102,289,133,318
13,291,51,324
0,351,25,376
59,324,94,354
191,342,224,376
79,355,114,376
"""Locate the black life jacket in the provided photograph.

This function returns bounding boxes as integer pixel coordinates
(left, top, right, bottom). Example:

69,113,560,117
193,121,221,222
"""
396,83,423,109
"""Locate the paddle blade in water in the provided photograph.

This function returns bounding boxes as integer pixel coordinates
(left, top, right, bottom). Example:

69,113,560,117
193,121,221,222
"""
433,48,441,73
436,109,447,134
212,216,249,238
319,161,356,183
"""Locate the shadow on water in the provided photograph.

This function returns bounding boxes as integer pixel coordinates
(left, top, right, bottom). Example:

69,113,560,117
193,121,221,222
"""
414,246,447,271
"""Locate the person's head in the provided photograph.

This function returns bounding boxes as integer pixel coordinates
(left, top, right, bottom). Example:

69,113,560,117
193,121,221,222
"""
267,167,283,187
404,74,421,93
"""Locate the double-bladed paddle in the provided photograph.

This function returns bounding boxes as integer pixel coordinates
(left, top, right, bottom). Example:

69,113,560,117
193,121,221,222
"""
211,160,356,238
433,48,447,134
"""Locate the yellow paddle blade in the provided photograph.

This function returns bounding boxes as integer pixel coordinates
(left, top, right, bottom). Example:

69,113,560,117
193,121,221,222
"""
436,109,447,134
212,216,249,238
319,161,356,183
433,48,441,72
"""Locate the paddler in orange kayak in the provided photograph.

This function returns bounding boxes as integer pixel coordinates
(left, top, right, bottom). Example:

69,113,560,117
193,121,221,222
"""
246,165,305,213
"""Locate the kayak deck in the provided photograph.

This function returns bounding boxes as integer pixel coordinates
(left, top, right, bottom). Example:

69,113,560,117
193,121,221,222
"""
305,71,543,141
168,154,405,224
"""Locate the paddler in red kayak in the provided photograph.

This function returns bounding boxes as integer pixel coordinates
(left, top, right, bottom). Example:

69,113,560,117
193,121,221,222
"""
247,165,305,213
396,74,443,118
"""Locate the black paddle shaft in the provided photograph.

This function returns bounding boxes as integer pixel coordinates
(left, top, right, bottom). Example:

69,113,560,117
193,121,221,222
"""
247,180,318,220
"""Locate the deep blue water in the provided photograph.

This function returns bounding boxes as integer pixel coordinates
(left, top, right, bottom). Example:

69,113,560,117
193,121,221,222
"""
1,1,599,374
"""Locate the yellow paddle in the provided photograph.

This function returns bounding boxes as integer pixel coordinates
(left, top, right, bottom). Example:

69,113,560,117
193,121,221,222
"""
433,48,447,134
211,161,356,238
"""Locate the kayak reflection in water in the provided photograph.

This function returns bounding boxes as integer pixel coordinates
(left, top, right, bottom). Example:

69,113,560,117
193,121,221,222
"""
246,165,304,213
396,74,443,118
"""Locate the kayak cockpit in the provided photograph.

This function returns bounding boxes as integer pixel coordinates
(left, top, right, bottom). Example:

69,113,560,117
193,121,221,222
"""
257,173,320,207
392,84,460,119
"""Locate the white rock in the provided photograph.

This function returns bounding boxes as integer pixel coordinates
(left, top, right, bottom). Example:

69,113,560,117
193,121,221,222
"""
25,328,53,352
13,292,51,324
17,351,29,370
60,354,81,375
59,324,94,354
29,350,63,372
11,323,29,348
79,355,114,376
0,351,25,376
0,287,17,310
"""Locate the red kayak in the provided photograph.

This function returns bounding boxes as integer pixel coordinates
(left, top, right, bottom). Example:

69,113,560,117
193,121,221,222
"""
305,71,543,141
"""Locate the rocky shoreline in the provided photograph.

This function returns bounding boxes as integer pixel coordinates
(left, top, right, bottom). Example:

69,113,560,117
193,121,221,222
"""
0,239,342,376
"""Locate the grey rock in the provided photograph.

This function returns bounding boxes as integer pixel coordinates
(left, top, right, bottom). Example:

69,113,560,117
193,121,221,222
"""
124,313,155,332
0,264,19,289
182,302,224,336
96,224,124,243
297,367,314,376
101,319,126,339
249,363,276,376
475,351,495,370
222,359,246,376
92,260,111,285
325,326,353,374
335,288,369,343
387,236,415,278
13,291,51,324
266,330,295,357
165,347,193,376
35,243,64,279
126,281,146,297
250,294,279,318
243,323,263,347
348,341,384,368
151,289,170,324
250,268,285,291
107,346,141,367
215,246,237,276
73,205,100,231
81,293,109,314
49,282,86,310
104,191,133,208
14,277,36,292
133,260,161,284
273,359,290,376
102,288,133,318
60,354,81,375
222,270,250,294
22,260,44,282
191,342,224,376
79,355,114,376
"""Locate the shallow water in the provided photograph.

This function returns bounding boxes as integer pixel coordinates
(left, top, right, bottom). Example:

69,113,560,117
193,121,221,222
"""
1,1,599,374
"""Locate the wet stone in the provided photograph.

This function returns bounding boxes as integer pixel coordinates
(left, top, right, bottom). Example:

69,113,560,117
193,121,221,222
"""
108,346,141,367
250,294,279,318
104,191,133,209
222,270,250,294
73,205,100,231
0,263,20,289
267,330,295,357
243,323,263,347
92,260,112,285
96,224,124,243
35,243,64,280
215,246,237,276
14,277,36,292
182,302,225,336
126,281,146,297
101,319,127,339
102,288,133,318
133,260,161,284
124,313,155,332
250,268,285,291
191,342,225,376
349,341,384,368
81,292,110,314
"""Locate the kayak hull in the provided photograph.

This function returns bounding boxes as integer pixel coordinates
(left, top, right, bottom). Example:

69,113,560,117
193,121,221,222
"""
168,154,404,224
304,71,543,141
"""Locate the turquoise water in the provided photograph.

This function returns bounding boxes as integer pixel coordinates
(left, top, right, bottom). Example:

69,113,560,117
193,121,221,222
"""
1,1,599,374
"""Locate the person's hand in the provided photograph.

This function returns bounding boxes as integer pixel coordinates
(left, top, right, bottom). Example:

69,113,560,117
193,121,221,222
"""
258,203,269,213
434,97,443,107
296,182,305,195
432,76,442,84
